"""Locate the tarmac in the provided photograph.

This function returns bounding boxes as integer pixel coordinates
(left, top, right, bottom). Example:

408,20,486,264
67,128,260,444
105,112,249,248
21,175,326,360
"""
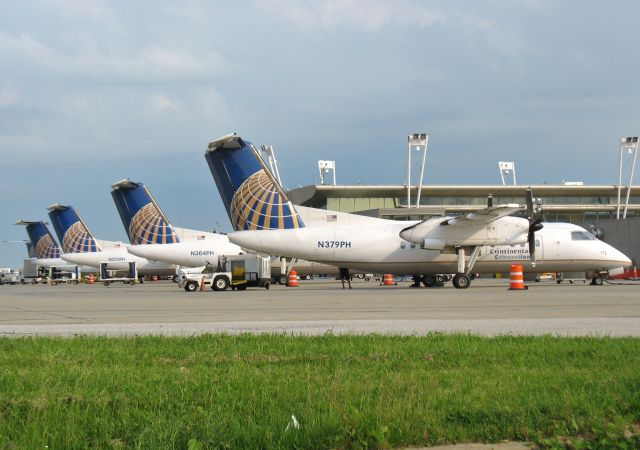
0,278,639,337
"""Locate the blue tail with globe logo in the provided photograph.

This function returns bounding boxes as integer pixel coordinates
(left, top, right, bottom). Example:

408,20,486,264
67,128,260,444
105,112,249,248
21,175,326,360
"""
15,220,61,259
110,179,180,245
204,133,305,231
47,204,101,253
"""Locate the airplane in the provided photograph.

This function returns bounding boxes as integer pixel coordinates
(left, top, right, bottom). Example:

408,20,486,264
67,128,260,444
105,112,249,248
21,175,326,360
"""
110,179,243,268
15,220,96,275
113,178,338,283
203,134,632,289
47,203,177,279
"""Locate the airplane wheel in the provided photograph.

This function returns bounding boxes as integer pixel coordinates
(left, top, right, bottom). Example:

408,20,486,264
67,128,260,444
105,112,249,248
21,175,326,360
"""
184,280,198,292
212,276,229,291
423,274,438,287
277,274,288,285
452,273,471,289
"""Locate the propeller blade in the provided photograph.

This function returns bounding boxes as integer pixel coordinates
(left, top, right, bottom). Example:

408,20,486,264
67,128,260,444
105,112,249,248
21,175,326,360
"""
528,230,536,263
526,188,534,220
527,219,543,266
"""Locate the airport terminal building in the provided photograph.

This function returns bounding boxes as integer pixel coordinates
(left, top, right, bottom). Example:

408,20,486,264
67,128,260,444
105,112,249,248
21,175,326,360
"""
288,184,640,223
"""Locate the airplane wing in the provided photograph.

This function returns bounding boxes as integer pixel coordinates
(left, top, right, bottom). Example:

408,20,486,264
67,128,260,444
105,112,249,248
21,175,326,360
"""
399,204,528,249
444,204,523,225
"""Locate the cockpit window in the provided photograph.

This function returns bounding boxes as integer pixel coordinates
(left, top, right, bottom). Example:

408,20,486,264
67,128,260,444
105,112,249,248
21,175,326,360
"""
571,231,596,241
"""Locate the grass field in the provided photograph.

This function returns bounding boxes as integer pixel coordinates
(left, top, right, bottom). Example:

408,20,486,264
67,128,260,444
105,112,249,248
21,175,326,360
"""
1,334,639,449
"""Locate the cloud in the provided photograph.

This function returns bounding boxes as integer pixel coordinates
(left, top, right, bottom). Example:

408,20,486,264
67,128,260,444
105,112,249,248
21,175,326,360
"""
198,88,234,130
260,0,445,31
0,86,21,107
149,94,182,113
0,31,241,83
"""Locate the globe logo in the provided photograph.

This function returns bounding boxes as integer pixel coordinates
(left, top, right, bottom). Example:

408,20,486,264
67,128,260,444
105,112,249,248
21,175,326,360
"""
230,169,304,231
62,222,99,253
129,203,178,244
35,234,60,259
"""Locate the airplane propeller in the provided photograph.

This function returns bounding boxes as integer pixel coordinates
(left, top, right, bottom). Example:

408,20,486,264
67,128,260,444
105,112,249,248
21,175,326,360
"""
526,189,544,265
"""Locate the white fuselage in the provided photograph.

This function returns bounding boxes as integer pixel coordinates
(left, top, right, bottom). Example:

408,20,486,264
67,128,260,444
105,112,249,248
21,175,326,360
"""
126,234,340,276
61,241,177,276
229,219,631,274
126,232,242,268
28,257,96,273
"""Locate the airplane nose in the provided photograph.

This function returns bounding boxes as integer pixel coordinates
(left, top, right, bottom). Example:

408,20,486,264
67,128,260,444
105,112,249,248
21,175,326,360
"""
603,243,632,267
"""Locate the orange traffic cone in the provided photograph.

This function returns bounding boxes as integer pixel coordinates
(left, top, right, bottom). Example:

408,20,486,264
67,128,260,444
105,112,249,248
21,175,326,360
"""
288,270,299,287
381,274,395,286
508,264,527,290
88,274,95,285
153,275,158,283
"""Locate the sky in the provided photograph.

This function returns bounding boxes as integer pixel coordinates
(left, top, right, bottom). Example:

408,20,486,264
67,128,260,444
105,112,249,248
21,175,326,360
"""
1,0,640,268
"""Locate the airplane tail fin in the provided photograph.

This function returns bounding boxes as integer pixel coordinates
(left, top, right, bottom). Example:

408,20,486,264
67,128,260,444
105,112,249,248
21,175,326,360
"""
204,133,305,231
47,204,101,253
15,220,61,259
110,179,180,245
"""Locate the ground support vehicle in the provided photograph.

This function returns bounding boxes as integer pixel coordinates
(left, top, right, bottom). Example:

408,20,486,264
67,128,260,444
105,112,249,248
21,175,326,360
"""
179,255,271,292
0,268,23,285
555,272,588,284
100,262,138,286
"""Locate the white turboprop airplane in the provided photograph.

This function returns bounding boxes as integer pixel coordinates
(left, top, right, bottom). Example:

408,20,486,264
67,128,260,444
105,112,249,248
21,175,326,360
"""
48,203,177,278
204,134,631,289
15,220,96,274
114,179,339,283
110,179,243,269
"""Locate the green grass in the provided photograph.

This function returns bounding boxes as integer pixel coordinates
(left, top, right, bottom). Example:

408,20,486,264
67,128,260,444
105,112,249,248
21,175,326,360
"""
0,334,639,449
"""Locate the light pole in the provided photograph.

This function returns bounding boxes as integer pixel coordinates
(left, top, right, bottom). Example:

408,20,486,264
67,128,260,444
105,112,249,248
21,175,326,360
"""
407,133,428,208
616,137,639,219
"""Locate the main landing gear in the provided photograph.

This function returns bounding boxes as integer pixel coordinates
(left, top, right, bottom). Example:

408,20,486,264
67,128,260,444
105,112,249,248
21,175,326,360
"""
451,246,480,289
413,246,480,289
